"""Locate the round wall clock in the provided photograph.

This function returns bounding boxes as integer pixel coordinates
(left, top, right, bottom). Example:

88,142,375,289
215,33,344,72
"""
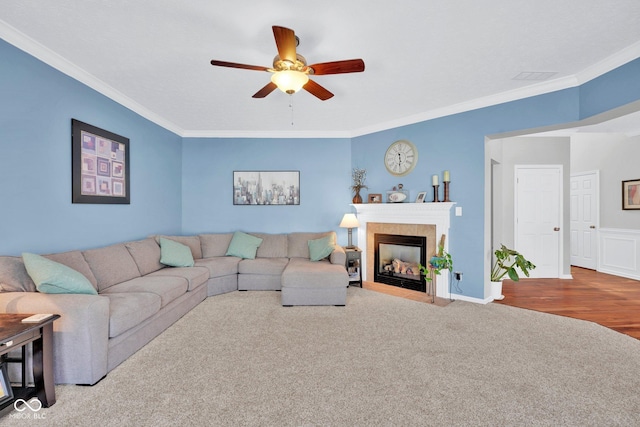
384,140,418,176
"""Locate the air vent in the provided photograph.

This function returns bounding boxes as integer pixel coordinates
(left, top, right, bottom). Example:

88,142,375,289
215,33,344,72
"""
513,71,558,81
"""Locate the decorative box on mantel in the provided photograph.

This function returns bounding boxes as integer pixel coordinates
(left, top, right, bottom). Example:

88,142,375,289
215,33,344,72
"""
351,202,455,299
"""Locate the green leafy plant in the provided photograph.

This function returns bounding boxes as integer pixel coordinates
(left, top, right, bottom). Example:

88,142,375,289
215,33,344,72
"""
418,234,453,282
490,244,536,282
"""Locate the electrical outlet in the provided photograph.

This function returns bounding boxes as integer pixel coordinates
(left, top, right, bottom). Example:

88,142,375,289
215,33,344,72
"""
454,271,463,281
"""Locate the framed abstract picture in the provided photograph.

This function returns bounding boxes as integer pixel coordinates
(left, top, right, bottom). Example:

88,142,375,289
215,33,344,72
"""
72,119,130,204
622,179,640,210
233,171,300,205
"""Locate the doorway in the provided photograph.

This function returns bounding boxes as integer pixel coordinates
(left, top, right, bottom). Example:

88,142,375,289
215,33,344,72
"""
570,171,599,270
514,165,562,278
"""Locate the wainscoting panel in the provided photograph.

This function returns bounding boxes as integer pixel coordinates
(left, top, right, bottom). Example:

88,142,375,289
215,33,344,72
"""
598,228,640,280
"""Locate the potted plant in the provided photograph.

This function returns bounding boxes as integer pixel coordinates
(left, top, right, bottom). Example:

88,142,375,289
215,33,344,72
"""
490,244,536,300
350,168,368,204
418,234,453,291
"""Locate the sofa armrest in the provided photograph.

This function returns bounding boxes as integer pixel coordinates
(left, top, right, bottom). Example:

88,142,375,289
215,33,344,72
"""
0,292,110,385
330,245,347,265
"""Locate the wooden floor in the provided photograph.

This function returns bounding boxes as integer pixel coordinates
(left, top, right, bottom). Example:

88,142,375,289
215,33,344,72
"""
363,267,640,340
496,266,640,340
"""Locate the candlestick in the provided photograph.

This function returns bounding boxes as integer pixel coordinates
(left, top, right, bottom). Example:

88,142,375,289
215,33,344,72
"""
443,170,450,182
432,184,440,202
443,181,451,202
432,174,438,186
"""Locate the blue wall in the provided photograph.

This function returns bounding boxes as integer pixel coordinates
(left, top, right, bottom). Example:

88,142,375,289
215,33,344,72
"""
2,36,640,300
181,137,353,245
0,40,183,255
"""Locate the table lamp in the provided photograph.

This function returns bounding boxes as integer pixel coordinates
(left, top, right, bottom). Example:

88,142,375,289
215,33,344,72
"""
339,213,360,249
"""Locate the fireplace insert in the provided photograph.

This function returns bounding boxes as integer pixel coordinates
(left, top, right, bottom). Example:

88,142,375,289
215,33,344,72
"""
374,233,426,292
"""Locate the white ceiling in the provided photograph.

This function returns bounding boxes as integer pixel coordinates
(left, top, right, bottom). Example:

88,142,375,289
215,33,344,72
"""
2,0,640,138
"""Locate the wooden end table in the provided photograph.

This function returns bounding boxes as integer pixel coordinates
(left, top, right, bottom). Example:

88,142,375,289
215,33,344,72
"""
0,313,60,414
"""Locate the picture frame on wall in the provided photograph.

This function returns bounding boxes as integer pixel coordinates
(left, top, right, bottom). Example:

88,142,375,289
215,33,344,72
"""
622,179,640,210
233,171,300,205
72,119,130,204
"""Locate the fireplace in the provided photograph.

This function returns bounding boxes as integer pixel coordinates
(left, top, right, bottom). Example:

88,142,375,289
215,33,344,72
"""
374,233,426,292
352,202,455,298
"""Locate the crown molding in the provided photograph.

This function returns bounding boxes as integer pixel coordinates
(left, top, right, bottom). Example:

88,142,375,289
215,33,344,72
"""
0,20,185,136
3,17,639,139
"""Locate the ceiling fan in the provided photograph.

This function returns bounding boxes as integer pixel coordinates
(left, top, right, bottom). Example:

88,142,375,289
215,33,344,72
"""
210,25,365,100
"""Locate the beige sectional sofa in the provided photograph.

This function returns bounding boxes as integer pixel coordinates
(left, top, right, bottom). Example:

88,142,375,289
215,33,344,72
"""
0,231,347,385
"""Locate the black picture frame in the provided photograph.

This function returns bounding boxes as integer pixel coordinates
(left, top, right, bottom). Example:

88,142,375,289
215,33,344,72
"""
72,119,130,204
233,171,300,205
622,179,640,210
0,363,13,406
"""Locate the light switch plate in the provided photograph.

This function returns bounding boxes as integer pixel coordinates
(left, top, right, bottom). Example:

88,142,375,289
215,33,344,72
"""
455,206,462,216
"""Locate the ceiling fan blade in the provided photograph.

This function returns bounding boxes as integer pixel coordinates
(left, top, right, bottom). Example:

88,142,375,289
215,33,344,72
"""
272,26,297,63
308,59,365,75
210,60,270,72
252,82,278,98
303,79,334,101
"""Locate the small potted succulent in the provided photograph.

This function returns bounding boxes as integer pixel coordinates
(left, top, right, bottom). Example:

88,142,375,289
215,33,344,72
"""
490,244,536,300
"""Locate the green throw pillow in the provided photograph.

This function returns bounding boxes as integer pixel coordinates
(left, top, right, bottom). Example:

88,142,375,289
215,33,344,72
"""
308,235,335,261
226,231,263,259
160,238,195,267
22,252,98,295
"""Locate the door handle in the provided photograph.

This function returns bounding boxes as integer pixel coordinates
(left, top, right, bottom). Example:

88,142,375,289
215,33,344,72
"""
590,225,596,229
553,227,560,231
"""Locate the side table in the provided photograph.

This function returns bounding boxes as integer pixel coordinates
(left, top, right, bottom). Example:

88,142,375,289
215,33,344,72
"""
0,313,60,415
345,247,362,287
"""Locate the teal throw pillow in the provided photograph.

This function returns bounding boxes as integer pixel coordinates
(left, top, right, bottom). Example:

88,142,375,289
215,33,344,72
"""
308,235,335,262
22,252,98,295
160,238,195,267
226,231,263,259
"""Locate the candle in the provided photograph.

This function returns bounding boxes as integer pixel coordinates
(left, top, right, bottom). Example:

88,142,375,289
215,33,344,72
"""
443,170,450,182
432,174,438,186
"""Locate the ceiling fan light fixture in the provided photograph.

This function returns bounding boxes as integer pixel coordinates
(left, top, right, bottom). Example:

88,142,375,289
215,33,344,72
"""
271,70,309,94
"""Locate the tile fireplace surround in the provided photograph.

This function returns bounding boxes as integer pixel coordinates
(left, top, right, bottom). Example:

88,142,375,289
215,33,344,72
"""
351,202,455,298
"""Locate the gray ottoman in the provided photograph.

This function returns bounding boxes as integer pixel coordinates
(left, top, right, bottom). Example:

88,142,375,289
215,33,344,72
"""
281,258,348,306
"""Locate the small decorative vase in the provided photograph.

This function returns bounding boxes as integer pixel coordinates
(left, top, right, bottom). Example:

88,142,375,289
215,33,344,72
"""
490,280,504,301
352,190,362,204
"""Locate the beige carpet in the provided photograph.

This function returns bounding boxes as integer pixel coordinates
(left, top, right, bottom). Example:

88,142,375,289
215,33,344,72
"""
2,287,640,426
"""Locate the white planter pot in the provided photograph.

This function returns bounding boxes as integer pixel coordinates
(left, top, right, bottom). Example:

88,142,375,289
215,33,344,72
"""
490,281,504,301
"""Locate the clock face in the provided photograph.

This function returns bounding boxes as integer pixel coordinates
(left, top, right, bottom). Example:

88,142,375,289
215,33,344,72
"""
384,140,418,176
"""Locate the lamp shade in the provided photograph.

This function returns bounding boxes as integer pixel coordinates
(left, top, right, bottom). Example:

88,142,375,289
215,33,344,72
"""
339,213,360,228
271,70,309,94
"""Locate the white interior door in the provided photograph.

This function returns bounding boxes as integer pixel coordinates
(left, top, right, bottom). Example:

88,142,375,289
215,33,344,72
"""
570,171,599,269
515,166,562,278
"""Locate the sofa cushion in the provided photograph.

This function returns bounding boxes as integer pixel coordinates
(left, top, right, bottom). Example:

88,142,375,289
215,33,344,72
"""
226,231,263,259
194,257,240,278
125,238,163,276
45,250,99,290
147,266,208,291
308,235,336,262
238,258,289,275
22,253,98,295
83,243,141,292
199,233,234,258
154,235,202,260
252,233,288,258
0,256,37,292
282,258,348,289
100,276,188,308
160,238,195,267
288,232,336,259
103,292,161,338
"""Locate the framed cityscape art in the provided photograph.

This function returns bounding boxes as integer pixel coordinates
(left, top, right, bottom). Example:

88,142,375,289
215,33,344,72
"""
233,171,300,205
72,119,130,204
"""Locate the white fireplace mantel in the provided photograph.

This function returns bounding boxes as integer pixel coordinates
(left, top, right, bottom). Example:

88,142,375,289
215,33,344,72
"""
351,202,455,298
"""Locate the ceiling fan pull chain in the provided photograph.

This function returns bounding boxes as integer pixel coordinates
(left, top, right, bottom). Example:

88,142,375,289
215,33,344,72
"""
289,94,294,126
